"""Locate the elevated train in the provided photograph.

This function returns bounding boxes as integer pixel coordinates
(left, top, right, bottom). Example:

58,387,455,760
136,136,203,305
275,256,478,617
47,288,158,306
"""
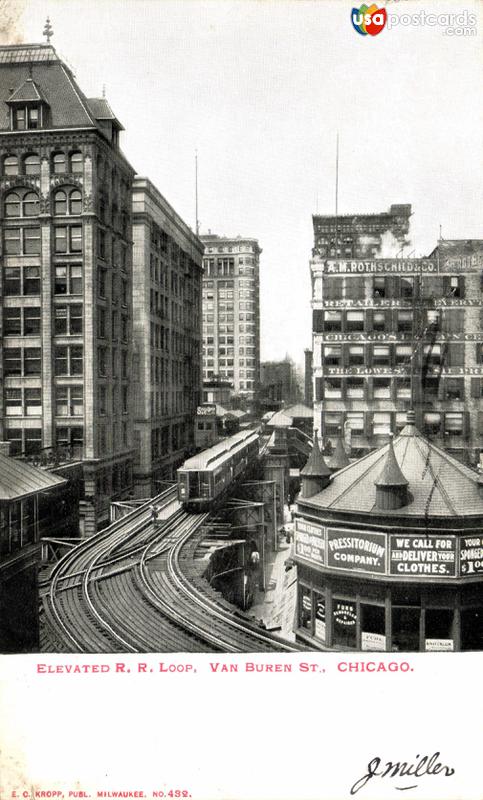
177,429,260,512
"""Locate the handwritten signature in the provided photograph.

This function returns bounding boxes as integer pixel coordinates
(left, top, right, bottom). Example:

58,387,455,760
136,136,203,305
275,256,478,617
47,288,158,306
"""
350,751,455,795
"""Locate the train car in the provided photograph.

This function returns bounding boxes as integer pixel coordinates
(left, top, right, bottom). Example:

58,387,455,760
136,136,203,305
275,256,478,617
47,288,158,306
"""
177,428,260,512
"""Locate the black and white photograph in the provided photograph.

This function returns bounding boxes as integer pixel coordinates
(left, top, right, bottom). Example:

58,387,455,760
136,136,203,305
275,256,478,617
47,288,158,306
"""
0,0,482,798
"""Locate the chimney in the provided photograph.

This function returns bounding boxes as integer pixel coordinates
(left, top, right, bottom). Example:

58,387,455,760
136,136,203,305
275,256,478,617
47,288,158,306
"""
374,436,409,510
300,431,331,498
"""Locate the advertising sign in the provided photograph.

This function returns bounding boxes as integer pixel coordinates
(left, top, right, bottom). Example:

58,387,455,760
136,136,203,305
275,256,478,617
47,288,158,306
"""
322,258,438,275
459,536,483,575
196,404,216,416
327,528,386,574
361,632,386,652
390,535,456,577
294,519,325,565
333,601,357,626
425,639,454,652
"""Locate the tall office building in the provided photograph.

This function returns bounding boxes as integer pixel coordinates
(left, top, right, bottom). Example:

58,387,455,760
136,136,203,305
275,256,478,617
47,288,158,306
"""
310,201,483,464
0,42,135,533
131,177,203,495
200,234,261,408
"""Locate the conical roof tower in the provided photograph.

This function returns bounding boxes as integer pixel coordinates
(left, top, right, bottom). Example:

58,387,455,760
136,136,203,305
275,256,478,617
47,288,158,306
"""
375,435,409,510
300,433,331,498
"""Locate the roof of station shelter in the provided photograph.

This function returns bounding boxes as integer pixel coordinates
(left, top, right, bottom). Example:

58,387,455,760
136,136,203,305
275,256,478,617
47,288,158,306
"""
268,410,293,428
302,417,483,518
0,452,66,501
283,403,313,419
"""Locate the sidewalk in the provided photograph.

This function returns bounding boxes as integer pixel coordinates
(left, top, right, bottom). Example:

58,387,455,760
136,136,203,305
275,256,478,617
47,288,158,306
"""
250,536,297,642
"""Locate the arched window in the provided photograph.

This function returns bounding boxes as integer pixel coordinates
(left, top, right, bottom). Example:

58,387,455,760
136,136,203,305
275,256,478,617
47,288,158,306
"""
52,152,66,174
3,155,19,176
70,151,83,173
69,190,82,215
22,192,39,217
4,192,21,217
24,154,40,175
54,190,67,216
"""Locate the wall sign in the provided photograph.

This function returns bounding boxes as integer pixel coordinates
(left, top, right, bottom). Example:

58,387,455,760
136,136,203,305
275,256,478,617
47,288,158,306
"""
459,536,483,575
361,632,386,652
333,601,356,626
322,259,438,274
389,535,456,577
294,519,325,565
327,528,386,574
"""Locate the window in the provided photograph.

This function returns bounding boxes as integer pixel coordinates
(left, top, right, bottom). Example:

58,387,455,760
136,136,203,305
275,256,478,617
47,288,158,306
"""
69,190,82,215
324,412,343,436
346,378,364,399
423,412,441,436
445,412,464,437
70,151,83,173
4,389,41,417
373,378,391,399
445,378,464,401
324,310,342,332
3,155,18,176
423,343,442,368
3,308,21,336
54,190,67,216
98,307,106,338
346,411,364,433
99,269,107,298
54,345,83,376
447,275,464,298
55,386,83,417
98,347,107,377
373,276,386,298
373,412,391,436
23,153,40,174
395,344,412,366
476,344,483,365
400,276,414,299
54,225,82,253
4,192,21,217
56,426,83,457
4,388,22,416
99,386,107,415
397,310,413,333
325,378,342,399
332,599,357,649
346,311,364,333
54,304,83,335
122,385,128,413
52,152,66,174
3,307,40,336
4,226,41,255
299,586,313,632
396,377,411,400
348,345,364,366
373,311,386,332
323,345,341,366
54,264,82,295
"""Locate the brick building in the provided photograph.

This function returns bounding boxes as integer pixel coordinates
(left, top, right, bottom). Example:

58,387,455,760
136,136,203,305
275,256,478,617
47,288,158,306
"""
200,234,261,408
260,357,301,408
0,43,136,533
312,203,412,259
311,212,483,463
131,177,203,495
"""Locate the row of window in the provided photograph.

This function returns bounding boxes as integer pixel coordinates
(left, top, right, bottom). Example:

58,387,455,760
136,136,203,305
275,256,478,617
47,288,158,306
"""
2,305,83,337
4,188,82,218
4,426,83,457
322,410,471,438
321,274,466,301
321,342,476,368
316,376,482,402
3,224,82,255
4,384,131,419
3,151,83,176
3,264,130,301
314,307,467,335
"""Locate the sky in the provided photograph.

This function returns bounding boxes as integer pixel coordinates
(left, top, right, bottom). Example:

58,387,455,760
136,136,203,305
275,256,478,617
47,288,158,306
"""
8,0,483,365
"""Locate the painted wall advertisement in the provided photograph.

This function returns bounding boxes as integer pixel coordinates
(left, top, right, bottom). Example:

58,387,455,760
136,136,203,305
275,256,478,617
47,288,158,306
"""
294,519,325,565
459,535,483,575
389,535,456,577
327,528,386,574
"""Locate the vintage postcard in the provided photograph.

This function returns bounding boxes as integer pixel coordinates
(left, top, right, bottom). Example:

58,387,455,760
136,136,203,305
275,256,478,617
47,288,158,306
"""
0,0,482,798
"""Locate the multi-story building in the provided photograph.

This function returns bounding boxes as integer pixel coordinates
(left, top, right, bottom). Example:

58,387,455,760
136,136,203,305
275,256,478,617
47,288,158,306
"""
0,42,136,533
304,348,313,407
200,234,261,408
131,177,203,495
260,357,301,408
311,212,483,464
312,203,412,259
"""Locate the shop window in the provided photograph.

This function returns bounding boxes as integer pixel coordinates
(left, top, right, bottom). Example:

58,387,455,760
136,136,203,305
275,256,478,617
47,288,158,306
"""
325,378,342,399
392,606,420,652
346,412,364,434
395,344,412,366
314,592,326,644
423,412,441,436
324,310,342,332
324,412,343,436
461,607,483,651
445,378,464,401
373,345,391,367
323,345,341,366
348,345,364,366
397,310,413,333
444,412,463,437
372,377,391,399
346,311,364,332
332,599,357,649
424,609,455,650
373,412,391,436
361,604,386,652
346,378,364,399
299,586,313,632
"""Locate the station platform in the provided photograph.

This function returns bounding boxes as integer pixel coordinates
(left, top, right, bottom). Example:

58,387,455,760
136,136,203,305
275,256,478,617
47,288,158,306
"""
249,534,297,642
